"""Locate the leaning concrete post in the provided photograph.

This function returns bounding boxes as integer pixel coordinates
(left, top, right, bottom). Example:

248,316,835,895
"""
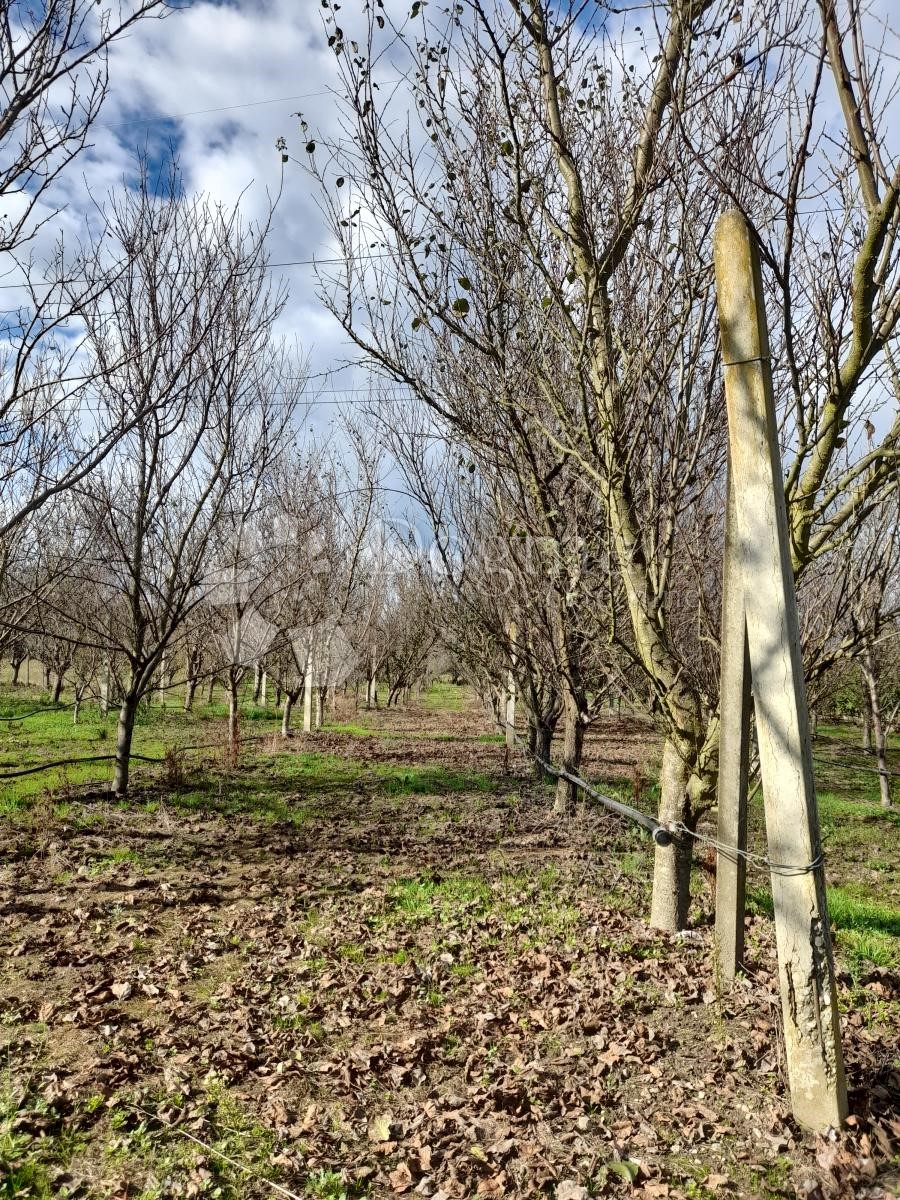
714,458,752,983
714,209,847,1131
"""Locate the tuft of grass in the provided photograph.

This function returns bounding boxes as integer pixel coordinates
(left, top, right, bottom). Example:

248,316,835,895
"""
375,764,496,796
305,1168,351,1199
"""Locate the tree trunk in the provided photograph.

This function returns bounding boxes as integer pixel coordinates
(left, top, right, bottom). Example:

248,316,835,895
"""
861,648,891,808
113,692,140,797
206,675,216,705
534,721,553,782
52,672,64,703
862,681,873,750
809,707,818,739
10,658,21,686
650,739,703,932
228,673,240,760
184,677,197,711
43,663,51,691
252,661,263,702
554,692,584,815
281,690,298,737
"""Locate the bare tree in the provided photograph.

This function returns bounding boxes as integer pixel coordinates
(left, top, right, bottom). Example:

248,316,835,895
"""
305,0,900,929
0,1,174,543
53,171,290,796
0,0,169,254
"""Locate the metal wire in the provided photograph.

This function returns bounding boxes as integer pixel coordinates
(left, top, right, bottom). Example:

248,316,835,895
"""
672,821,825,877
509,729,671,845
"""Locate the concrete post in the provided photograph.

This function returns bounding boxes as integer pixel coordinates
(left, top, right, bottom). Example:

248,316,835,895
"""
303,643,313,734
714,458,752,983
505,622,517,751
100,658,110,717
714,209,847,1132
157,651,169,708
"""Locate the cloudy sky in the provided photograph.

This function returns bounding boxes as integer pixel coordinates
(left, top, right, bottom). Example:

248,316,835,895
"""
97,0,375,423
10,0,899,438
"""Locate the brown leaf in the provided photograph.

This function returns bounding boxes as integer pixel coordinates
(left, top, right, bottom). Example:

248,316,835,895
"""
368,1111,394,1142
389,1162,414,1193
556,1182,589,1200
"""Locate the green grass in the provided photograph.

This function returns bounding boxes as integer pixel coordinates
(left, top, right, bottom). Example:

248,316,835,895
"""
386,874,493,922
421,680,466,711
747,883,900,972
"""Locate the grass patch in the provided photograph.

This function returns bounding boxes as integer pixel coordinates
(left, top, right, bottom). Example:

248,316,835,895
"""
748,883,900,972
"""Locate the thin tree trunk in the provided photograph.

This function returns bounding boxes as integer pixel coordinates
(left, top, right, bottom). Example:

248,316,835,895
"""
228,673,240,760
10,658,21,686
281,690,298,737
43,664,51,691
554,690,584,815
650,739,703,932
52,672,64,703
861,648,891,808
862,674,873,750
252,661,262,702
114,692,140,797
206,676,216,705
533,721,553,782
184,677,197,711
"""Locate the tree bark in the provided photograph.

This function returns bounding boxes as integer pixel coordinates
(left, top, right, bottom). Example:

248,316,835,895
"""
554,690,584,815
862,681,873,750
650,739,704,932
227,672,240,760
860,647,892,808
52,672,64,703
184,677,197,711
113,692,140,797
281,689,299,737
206,675,216,705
